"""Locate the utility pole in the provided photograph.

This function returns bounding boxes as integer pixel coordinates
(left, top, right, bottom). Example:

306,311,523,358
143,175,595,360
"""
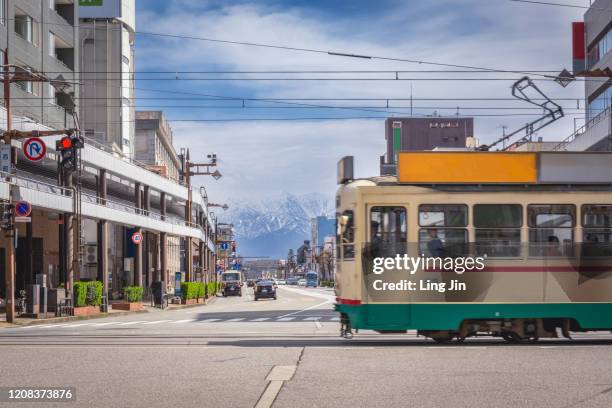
3,51,15,323
180,150,221,282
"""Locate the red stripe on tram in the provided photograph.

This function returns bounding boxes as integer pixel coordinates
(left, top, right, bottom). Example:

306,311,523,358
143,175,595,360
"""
336,297,362,305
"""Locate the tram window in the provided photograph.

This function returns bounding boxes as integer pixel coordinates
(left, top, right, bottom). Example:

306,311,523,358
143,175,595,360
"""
582,205,612,228
418,228,468,257
473,204,522,228
474,204,522,257
370,207,407,245
528,204,575,257
475,229,521,257
583,205,612,257
419,204,467,227
339,210,355,259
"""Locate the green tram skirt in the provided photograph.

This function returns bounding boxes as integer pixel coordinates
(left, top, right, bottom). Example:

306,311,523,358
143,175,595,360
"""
335,302,612,331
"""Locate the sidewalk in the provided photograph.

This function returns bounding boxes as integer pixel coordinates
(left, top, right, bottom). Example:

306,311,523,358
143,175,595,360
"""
0,296,217,328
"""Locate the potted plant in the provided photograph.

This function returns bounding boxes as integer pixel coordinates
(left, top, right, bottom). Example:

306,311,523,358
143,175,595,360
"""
112,286,144,311
73,281,103,316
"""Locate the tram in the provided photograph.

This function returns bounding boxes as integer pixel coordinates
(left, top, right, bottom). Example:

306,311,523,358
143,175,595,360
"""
334,151,612,343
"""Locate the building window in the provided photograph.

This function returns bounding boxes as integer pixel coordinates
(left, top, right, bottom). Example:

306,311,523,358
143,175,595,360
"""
15,9,38,46
587,85,612,121
528,204,575,257
419,204,468,257
15,65,34,94
474,204,522,257
0,0,5,25
587,28,612,69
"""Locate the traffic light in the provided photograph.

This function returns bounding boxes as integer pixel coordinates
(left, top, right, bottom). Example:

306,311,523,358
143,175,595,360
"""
56,135,84,172
1,203,14,231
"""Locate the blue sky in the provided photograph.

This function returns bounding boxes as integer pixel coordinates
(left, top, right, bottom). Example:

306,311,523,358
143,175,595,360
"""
132,0,586,203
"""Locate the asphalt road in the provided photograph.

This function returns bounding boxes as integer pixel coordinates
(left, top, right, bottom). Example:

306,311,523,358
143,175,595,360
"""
1,286,612,408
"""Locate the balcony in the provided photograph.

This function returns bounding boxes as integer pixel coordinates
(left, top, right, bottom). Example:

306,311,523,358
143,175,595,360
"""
554,107,612,151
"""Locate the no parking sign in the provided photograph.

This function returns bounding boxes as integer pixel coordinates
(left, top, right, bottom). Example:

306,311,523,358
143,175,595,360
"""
23,137,47,162
131,231,143,245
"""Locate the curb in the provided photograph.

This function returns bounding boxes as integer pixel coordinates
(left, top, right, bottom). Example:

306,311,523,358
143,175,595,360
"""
166,295,218,310
2,309,150,328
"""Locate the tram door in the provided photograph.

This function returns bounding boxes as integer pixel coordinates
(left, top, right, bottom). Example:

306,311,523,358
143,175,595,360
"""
367,205,411,327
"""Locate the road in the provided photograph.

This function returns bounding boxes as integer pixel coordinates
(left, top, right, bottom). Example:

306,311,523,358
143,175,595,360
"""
1,286,612,408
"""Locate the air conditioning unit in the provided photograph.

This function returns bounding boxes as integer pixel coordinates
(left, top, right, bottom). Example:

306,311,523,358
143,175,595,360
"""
85,244,97,265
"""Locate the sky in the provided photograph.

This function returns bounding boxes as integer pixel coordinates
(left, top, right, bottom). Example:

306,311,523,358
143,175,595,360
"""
133,0,587,204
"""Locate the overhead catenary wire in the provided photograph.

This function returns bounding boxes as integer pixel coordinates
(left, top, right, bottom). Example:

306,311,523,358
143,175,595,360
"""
508,0,612,11
2,18,564,79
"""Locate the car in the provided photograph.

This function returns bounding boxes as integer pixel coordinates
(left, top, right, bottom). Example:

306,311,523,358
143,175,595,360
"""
287,277,299,285
221,271,243,297
254,280,276,301
276,279,286,285
298,279,307,286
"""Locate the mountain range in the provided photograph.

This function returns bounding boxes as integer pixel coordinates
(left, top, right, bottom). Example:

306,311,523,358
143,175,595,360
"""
219,192,334,259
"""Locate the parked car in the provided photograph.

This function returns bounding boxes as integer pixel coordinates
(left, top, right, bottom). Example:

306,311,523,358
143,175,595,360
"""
254,280,277,301
298,279,307,286
287,277,299,285
276,279,286,285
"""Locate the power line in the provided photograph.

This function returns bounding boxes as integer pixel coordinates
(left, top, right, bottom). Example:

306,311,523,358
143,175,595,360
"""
509,0,612,11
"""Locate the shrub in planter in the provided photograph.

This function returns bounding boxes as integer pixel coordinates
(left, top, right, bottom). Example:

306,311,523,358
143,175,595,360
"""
181,282,204,300
123,286,144,302
74,281,103,307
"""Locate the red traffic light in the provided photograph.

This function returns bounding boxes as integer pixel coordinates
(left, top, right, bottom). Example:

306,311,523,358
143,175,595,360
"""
60,137,72,150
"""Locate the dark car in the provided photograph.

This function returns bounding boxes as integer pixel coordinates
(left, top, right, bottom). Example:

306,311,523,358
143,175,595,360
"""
223,281,242,297
254,280,276,301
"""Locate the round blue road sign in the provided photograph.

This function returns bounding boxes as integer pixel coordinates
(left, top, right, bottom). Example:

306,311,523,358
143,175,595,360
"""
15,201,32,217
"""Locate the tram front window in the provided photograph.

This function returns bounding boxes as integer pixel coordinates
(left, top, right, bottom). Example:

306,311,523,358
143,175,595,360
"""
418,204,468,257
339,210,355,259
528,204,575,257
370,207,406,256
474,204,522,257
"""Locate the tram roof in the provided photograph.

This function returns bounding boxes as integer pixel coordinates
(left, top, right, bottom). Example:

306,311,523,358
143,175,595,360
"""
394,151,612,185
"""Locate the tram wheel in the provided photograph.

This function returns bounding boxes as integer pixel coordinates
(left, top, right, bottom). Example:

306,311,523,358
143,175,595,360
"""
431,335,455,344
501,332,522,343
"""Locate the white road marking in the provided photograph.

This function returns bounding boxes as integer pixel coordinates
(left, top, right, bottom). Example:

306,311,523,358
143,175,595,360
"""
116,321,147,326
251,318,271,322
256,365,298,408
276,300,331,319
226,318,245,322
330,317,340,321
171,319,196,324
199,318,221,322
276,317,295,322
302,317,322,321
89,322,117,327
64,323,95,328
142,320,171,325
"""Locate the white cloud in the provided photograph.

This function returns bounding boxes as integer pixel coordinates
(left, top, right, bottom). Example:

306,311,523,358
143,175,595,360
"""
137,0,586,201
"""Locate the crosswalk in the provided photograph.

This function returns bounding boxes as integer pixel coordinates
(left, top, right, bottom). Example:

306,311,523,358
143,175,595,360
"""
15,315,341,330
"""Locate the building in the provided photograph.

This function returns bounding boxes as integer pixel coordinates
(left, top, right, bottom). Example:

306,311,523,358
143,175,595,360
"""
559,0,611,151
79,0,136,157
0,0,79,132
310,215,335,249
135,111,182,182
380,117,473,174
0,2,219,320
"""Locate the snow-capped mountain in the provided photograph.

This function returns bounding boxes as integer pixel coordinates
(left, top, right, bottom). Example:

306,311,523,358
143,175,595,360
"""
219,192,334,259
